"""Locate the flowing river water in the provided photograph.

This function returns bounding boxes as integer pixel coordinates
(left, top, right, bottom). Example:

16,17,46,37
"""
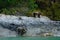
0,14,60,40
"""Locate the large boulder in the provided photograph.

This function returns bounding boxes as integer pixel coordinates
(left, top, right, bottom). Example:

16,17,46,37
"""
16,27,27,36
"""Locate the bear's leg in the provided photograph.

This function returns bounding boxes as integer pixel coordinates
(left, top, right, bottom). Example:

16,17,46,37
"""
38,14,40,18
33,13,36,17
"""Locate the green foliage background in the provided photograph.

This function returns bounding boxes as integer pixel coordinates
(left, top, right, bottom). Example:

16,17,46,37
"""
0,0,60,20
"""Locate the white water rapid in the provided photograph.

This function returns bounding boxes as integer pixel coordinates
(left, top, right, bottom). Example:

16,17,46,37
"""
0,14,60,37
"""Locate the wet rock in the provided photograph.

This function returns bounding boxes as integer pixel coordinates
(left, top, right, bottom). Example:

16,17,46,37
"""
18,16,22,20
40,32,53,37
16,27,26,36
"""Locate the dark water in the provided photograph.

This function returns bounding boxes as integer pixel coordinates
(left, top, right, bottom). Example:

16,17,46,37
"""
0,37,60,40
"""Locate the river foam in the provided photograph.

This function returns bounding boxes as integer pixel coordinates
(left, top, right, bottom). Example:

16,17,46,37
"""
0,14,60,37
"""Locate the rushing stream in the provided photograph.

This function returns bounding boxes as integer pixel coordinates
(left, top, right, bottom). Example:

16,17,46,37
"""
0,14,60,37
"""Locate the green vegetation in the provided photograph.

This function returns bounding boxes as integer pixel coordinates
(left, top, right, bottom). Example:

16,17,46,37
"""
0,0,60,20
36,0,60,21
